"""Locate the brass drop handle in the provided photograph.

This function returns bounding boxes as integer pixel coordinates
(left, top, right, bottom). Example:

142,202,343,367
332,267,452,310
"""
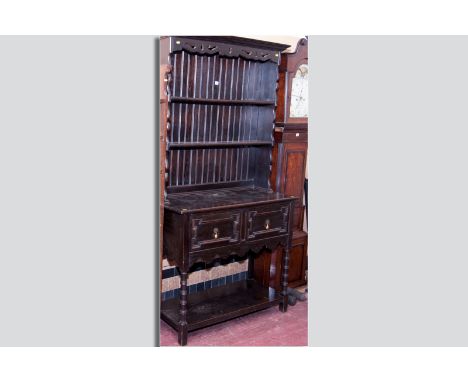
213,227,219,239
264,219,270,230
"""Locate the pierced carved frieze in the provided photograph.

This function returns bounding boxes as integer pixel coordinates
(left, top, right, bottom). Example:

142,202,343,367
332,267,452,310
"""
171,37,281,63
188,248,245,268
246,239,287,255
188,237,288,268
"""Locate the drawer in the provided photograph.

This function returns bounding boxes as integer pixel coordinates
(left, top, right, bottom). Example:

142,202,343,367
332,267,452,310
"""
246,203,290,240
283,131,307,143
190,210,241,251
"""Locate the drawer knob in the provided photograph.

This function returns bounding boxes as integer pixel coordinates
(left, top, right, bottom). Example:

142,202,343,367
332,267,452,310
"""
265,219,270,230
213,227,219,239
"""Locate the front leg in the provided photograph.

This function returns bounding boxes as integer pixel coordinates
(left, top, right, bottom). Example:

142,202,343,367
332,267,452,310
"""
279,247,290,312
178,271,188,345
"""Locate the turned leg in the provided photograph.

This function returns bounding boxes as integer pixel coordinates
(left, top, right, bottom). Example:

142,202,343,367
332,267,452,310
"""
279,247,290,312
178,271,188,345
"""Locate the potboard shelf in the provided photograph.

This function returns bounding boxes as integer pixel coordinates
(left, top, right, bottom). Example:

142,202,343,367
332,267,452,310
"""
161,279,281,332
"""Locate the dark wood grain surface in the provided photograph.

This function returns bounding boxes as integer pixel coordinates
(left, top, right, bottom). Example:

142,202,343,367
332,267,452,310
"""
165,185,294,213
161,36,293,345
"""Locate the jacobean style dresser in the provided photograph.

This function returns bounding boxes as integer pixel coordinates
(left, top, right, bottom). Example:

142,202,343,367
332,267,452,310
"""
160,36,294,345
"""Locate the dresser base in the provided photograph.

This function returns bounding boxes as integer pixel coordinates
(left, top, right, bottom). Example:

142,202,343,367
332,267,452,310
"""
161,279,283,344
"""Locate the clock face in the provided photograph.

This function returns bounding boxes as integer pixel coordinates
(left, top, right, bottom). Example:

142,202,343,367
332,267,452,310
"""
289,64,308,118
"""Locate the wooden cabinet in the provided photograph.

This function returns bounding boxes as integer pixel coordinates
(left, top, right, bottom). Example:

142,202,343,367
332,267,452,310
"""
160,36,293,345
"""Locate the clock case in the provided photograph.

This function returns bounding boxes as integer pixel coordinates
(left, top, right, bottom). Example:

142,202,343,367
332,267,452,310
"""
255,38,309,290
276,37,308,126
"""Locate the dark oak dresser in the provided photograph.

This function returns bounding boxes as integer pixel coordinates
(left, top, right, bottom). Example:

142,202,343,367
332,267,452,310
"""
160,36,294,345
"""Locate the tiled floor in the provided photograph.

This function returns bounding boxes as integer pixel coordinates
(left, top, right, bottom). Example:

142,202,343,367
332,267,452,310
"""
160,299,308,346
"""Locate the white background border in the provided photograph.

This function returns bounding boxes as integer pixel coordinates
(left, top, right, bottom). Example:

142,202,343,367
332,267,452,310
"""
2,0,468,381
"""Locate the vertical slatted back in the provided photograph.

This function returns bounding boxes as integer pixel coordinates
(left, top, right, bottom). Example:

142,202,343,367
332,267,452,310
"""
165,41,280,193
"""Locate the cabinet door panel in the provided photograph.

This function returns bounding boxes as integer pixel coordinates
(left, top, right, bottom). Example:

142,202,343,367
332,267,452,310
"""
288,242,305,284
281,142,307,231
283,143,307,200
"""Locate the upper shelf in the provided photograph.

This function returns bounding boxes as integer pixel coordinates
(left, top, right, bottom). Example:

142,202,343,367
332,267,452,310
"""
169,96,275,106
168,141,273,149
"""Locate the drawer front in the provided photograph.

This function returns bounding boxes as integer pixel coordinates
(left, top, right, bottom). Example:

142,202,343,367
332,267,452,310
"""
283,131,307,143
190,210,241,251
246,203,290,240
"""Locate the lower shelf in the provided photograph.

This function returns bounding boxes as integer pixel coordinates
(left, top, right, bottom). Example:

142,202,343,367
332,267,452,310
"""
161,279,281,332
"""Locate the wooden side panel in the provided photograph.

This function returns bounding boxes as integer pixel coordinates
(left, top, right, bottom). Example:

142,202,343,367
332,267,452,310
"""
163,210,184,265
288,235,307,286
281,142,307,231
269,231,307,290
253,250,272,288
283,145,306,198
160,36,171,287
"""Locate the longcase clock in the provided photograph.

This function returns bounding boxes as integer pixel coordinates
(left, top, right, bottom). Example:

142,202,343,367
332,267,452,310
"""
255,38,308,290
